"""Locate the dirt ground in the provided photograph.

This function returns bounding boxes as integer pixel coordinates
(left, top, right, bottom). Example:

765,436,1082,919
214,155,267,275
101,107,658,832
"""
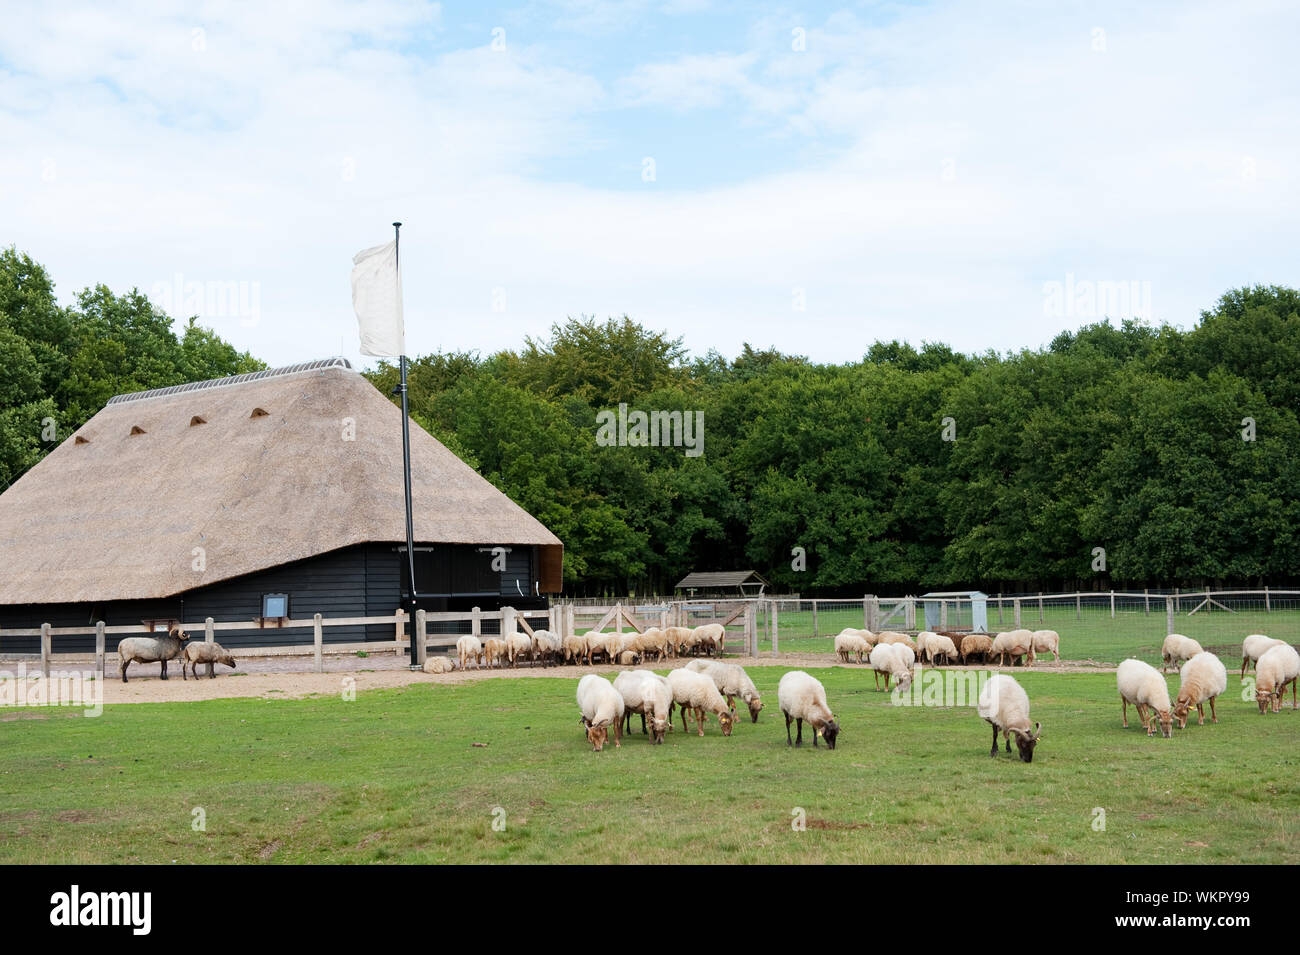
0,651,1118,704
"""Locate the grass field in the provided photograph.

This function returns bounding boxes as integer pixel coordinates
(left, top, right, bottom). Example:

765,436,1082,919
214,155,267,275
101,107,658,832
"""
2,664,1297,864
747,605,1300,665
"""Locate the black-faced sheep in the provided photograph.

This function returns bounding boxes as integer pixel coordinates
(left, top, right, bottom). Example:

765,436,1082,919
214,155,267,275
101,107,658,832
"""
777,670,839,749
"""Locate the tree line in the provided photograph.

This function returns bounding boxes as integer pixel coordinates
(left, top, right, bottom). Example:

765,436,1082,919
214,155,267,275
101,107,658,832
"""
3,247,1297,596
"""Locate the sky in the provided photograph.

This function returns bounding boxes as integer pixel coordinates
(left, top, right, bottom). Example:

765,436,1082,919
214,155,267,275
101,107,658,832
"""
1,0,1297,371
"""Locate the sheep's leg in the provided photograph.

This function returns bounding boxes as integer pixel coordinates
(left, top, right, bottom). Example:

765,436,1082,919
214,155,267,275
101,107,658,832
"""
989,722,998,757
1196,702,1205,726
1121,696,1128,728
640,712,647,735
1241,657,1248,678
208,661,215,679
120,660,129,683
1004,729,1011,753
795,717,803,747
694,707,705,737
160,659,168,681
785,712,793,746
182,660,188,680
1209,697,1218,723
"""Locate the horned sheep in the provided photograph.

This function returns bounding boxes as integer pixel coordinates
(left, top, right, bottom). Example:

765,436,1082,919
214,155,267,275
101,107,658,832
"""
777,670,839,749
118,626,190,683
684,659,763,722
1117,658,1173,738
834,629,871,664
576,674,624,751
1254,643,1300,714
1241,634,1287,678
613,670,672,743
1160,633,1203,673
1173,652,1228,728
976,674,1042,762
666,668,737,737
868,642,912,692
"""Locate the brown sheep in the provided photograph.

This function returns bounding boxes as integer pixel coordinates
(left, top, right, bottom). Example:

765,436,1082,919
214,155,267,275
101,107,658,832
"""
960,634,993,664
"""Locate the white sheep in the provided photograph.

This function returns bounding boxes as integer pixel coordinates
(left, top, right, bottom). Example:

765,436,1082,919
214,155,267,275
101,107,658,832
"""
506,631,533,667
563,632,589,665
663,626,693,657
1031,629,1061,663
1254,643,1300,714
456,634,483,670
666,668,736,737
633,628,670,662
530,629,562,667
915,631,939,663
692,623,726,657
875,631,917,653
684,659,763,722
894,643,916,670
1117,658,1173,738
576,674,624,751
1173,652,1228,728
976,674,1041,762
777,670,839,749
926,633,959,666
1160,633,1203,673
422,655,455,674
1241,634,1286,678
613,670,672,742
990,629,1035,667
834,629,871,663
868,642,912,692
482,637,509,668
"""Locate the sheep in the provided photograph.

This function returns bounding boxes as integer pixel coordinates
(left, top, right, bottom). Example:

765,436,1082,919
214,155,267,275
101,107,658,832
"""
893,643,916,670
915,631,939,663
613,670,672,743
666,668,737,737
1160,633,1203,673
1117,658,1174,738
976,674,1042,762
875,631,917,652
868,642,912,692
457,634,483,670
118,626,190,683
926,633,959,666
506,631,534,667
684,659,764,723
585,631,618,665
1173,652,1228,728
1254,643,1300,714
635,628,670,663
1241,634,1287,678
990,629,1035,667
563,632,589,665
665,626,700,657
693,623,727,657
777,670,839,749
576,674,624,751
617,650,640,666
530,629,563,667
834,629,871,663
181,640,236,680
960,633,993,665
422,655,455,674
1030,629,1061,662
483,637,509,669
848,628,878,647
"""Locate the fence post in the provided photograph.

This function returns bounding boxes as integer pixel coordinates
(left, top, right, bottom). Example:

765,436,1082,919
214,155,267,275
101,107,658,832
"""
394,607,407,657
40,623,51,679
95,621,106,680
771,601,779,655
1038,592,1044,623
503,606,518,639
862,595,869,629
905,596,916,630
1110,590,1115,618
1265,586,1271,612
1144,588,1149,615
1174,587,1180,613
939,600,948,630
472,606,482,643
1075,593,1081,621
997,594,1003,626
313,613,323,673
745,602,756,656
1166,596,1175,635
415,609,427,666
205,616,215,644
811,599,818,638
1013,598,1021,629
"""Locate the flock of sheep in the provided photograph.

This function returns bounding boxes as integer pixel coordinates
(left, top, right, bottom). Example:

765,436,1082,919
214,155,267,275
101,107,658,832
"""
116,626,236,682
441,624,728,673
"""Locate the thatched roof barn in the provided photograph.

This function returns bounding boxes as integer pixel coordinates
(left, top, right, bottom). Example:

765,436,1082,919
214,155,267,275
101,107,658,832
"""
0,358,562,648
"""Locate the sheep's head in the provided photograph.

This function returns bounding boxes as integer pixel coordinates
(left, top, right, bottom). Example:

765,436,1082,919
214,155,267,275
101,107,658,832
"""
221,653,237,669
587,720,610,751
818,718,840,750
1011,722,1042,762
746,697,763,723
650,716,667,744
1149,709,1173,738
717,709,737,737
1173,697,1193,729
169,627,190,643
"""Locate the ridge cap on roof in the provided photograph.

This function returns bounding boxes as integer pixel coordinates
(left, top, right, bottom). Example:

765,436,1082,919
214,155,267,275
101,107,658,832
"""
105,357,354,406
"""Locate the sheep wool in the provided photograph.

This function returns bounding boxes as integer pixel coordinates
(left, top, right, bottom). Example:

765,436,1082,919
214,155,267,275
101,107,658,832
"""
976,674,1041,762
1160,634,1203,673
118,628,190,683
576,674,625,751
422,655,455,674
990,629,1035,667
868,642,911,692
1254,643,1300,714
666,668,736,737
1174,652,1228,728
457,635,483,670
613,670,672,743
834,629,871,663
181,640,236,680
684,660,763,722
777,670,839,749
1031,629,1061,662
1241,634,1286,678
1116,658,1173,737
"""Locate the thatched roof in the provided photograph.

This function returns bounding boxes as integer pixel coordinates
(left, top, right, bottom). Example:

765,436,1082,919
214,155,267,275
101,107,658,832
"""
0,358,562,604
675,570,767,591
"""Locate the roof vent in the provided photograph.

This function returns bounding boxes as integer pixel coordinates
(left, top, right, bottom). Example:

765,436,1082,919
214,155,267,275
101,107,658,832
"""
129,425,147,435
75,435,90,445
190,415,207,426
250,408,269,418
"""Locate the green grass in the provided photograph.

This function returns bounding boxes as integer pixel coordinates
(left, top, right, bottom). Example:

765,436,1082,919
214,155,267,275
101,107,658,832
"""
745,606,1300,665
2,665,1297,863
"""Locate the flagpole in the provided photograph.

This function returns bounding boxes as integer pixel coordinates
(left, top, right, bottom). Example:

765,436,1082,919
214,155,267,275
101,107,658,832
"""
394,221,420,669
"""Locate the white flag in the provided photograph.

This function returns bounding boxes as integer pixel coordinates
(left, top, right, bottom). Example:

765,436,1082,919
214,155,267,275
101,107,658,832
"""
350,240,405,357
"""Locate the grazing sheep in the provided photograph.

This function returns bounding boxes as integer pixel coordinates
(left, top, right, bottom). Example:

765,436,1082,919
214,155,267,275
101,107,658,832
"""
914,631,939,663
926,633,959,666
457,635,483,670
1173,652,1228,728
422,655,455,674
875,631,918,653
976,674,1042,762
576,674,624,751
868,642,912,692
1160,633,1203,673
1117,658,1174,738
961,634,993,665
617,650,640,666
990,629,1035,667
181,640,236,680
530,630,563,667
848,628,878,648
613,670,672,743
693,623,726,657
663,626,694,657
1031,629,1061,663
834,629,871,663
684,660,764,722
483,637,509,669
1241,634,1287,678
118,626,190,683
893,643,916,670
666,668,737,737
777,670,839,749
635,628,670,662
563,632,589,665
506,631,533,667
1254,643,1300,714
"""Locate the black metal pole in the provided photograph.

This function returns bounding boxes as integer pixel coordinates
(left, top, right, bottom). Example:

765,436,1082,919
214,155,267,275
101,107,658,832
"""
395,221,419,668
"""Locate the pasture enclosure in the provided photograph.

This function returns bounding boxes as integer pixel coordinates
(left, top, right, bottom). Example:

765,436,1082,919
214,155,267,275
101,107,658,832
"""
1,666,1296,864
